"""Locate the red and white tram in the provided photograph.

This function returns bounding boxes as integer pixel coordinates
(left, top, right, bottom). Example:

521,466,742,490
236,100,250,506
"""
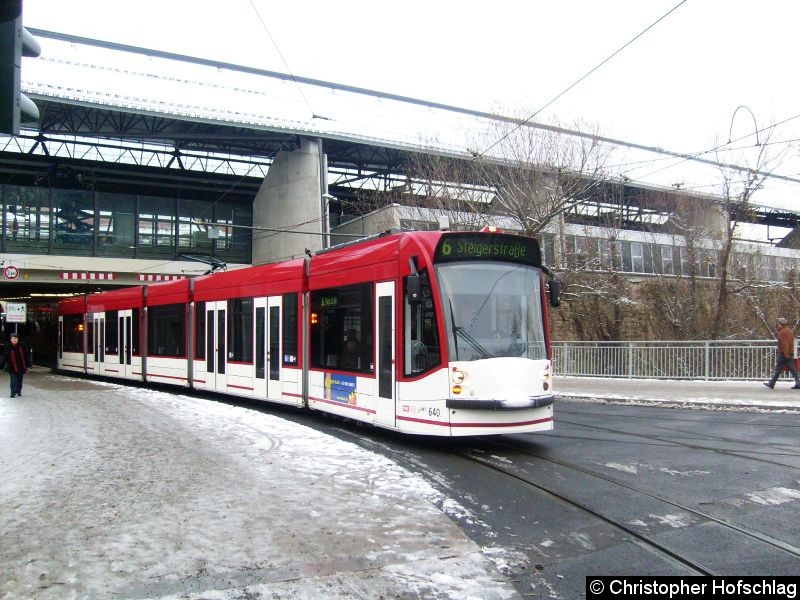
58,229,561,436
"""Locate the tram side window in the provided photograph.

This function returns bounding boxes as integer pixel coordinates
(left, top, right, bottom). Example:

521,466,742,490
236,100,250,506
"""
132,308,140,355
227,298,253,363
404,269,441,376
106,310,119,354
310,283,373,373
148,303,186,357
62,314,84,352
282,293,298,366
87,320,95,358
195,301,205,359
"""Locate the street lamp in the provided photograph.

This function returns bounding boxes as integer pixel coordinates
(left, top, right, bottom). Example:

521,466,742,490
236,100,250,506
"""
321,193,337,248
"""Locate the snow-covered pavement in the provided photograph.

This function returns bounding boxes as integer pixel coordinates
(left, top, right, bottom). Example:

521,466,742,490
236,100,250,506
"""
556,375,800,411
0,371,518,600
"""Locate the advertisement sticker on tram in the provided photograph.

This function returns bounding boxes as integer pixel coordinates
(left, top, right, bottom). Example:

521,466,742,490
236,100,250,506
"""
324,372,357,405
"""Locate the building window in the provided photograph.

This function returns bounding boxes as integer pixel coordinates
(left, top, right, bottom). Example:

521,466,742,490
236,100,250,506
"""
215,201,252,263
660,246,674,275
631,242,644,273
620,241,632,272
96,193,136,257
53,189,94,255
598,239,613,269
178,199,214,252
4,185,50,253
643,243,654,273
767,255,778,282
565,235,578,268
138,196,176,258
704,252,718,278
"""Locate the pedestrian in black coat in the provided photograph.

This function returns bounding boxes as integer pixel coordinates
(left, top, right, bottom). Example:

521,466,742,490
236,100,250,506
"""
0,334,31,397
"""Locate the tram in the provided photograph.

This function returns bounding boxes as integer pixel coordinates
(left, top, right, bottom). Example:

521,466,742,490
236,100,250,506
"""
57,229,561,436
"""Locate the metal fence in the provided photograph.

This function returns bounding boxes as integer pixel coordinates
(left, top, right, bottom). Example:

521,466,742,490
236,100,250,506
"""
551,340,788,381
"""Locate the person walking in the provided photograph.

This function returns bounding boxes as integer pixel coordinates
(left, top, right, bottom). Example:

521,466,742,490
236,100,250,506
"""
0,333,31,397
764,318,800,389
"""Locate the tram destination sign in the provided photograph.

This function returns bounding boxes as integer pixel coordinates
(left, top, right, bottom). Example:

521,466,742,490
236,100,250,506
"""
434,233,542,267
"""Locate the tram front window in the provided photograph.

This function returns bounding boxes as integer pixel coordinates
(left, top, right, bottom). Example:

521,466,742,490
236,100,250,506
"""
436,262,547,362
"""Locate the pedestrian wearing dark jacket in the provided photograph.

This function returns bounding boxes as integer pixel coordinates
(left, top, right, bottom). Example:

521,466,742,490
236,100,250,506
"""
765,318,800,389
0,334,30,397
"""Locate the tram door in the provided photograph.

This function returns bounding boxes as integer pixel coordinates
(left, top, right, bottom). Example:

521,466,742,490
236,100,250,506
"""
89,314,105,375
117,309,134,378
254,296,282,399
375,282,396,427
205,301,227,391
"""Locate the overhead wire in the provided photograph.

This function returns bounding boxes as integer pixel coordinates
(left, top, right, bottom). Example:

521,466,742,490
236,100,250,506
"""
247,0,316,119
622,112,800,187
476,0,689,159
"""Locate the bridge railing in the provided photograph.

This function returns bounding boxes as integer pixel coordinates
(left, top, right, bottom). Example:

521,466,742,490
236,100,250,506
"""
551,340,786,380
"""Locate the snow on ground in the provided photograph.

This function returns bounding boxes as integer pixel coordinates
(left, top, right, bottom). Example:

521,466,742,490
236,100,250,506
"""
555,376,800,413
0,374,519,599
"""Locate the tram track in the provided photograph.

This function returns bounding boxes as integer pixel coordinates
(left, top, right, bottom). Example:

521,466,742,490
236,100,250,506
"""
456,447,716,576
322,419,800,579
477,437,800,562
558,418,800,468
325,423,723,576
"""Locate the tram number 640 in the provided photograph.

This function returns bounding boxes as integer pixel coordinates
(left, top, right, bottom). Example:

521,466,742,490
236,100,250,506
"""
428,407,441,417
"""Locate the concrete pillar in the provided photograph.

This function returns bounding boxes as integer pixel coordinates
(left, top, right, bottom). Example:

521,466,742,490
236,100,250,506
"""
252,139,325,265
665,198,728,241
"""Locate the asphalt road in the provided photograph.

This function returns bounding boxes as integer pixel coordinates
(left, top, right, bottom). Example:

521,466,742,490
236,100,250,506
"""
11,370,799,599
320,398,800,598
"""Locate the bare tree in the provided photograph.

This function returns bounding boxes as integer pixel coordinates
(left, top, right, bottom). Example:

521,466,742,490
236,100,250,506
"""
710,127,783,338
385,116,615,238
477,118,614,237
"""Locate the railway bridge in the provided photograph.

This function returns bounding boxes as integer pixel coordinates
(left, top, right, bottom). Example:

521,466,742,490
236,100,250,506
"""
1,29,798,358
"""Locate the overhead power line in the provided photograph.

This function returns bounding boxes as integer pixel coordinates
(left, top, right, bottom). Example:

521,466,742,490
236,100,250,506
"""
477,0,689,158
247,0,315,118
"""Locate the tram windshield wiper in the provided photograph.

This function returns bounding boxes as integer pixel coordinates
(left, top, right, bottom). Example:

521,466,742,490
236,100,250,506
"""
454,327,492,360
449,300,460,360
449,300,491,360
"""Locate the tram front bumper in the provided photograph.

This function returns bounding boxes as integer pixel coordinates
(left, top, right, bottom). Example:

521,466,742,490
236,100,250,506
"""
445,395,554,410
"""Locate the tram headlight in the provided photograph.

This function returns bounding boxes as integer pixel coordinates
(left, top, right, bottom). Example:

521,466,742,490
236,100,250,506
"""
541,362,551,382
451,369,465,384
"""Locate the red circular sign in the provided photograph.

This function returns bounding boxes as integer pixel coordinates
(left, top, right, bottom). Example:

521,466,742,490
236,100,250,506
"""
4,265,18,280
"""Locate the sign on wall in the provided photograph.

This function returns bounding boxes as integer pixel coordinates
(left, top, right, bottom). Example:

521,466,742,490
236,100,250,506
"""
5,303,27,323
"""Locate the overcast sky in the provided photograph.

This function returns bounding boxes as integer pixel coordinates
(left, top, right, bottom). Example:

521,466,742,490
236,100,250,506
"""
22,0,800,213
